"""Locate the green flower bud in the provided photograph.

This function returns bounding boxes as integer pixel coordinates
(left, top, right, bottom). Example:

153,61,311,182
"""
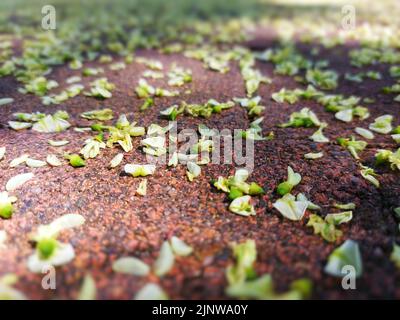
69,154,86,167
277,181,293,196
91,123,105,132
212,105,222,113
248,182,264,196
228,187,243,201
0,202,13,219
37,238,58,259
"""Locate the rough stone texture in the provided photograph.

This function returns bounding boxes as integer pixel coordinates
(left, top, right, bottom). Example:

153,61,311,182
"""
0,36,399,299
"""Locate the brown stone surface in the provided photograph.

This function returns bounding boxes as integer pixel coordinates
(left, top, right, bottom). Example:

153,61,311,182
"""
0,38,399,299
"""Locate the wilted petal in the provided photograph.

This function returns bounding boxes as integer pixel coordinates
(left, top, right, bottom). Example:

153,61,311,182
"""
6,172,34,192
134,283,168,300
112,257,150,276
154,241,175,277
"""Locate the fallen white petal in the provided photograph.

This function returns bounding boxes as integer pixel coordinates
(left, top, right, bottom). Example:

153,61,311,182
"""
46,154,62,167
9,154,29,167
0,284,27,300
170,236,193,256
50,214,85,232
154,241,175,277
6,172,34,192
26,158,47,168
109,153,124,168
355,127,374,140
48,140,70,147
112,257,150,276
77,274,97,300
134,283,168,300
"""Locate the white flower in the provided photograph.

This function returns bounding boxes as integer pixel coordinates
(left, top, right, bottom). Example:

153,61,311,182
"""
186,162,201,181
80,138,106,159
369,115,393,134
335,109,353,122
124,164,156,177
324,240,362,277
191,138,214,153
273,194,308,221
141,136,165,149
234,168,249,183
27,242,75,273
229,195,256,216
147,123,166,136
27,214,85,273
141,136,166,156
214,176,230,193
32,115,71,133
234,96,261,108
